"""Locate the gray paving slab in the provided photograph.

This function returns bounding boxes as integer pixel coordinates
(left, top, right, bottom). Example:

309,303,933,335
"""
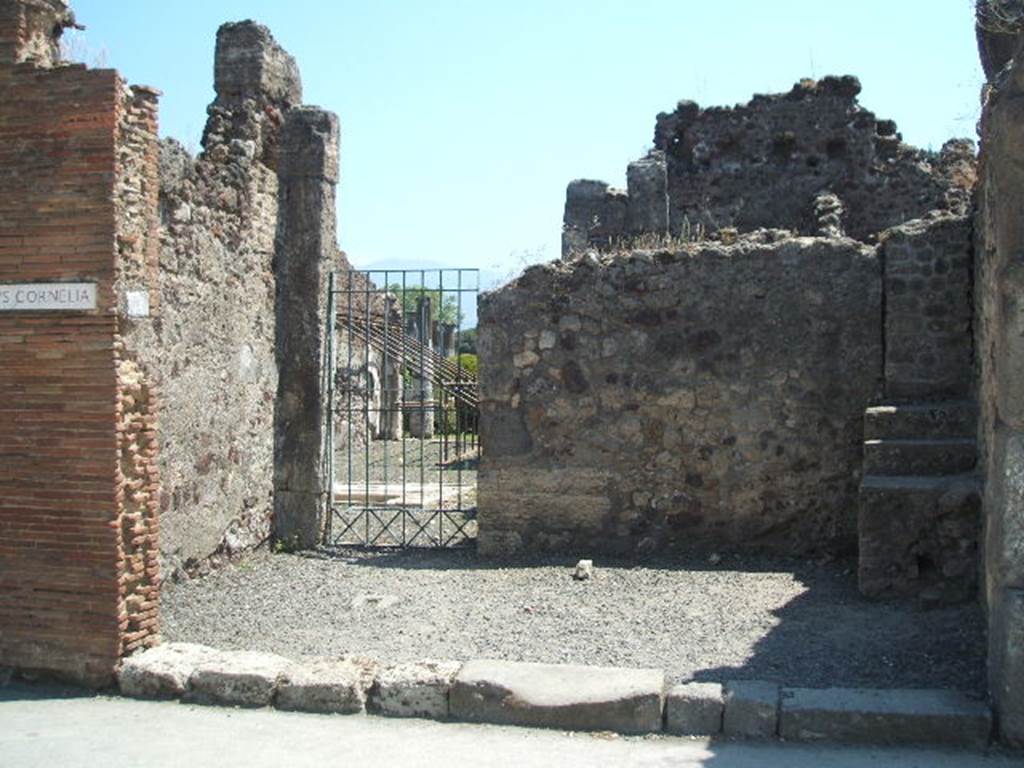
780,687,993,747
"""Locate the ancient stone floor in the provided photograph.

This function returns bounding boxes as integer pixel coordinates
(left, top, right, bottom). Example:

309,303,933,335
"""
162,549,986,694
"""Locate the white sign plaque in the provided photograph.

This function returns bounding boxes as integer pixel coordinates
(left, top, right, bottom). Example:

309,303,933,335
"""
126,290,150,318
0,283,97,312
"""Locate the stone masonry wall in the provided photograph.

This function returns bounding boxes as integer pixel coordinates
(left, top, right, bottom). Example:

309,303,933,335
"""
0,3,160,684
478,235,881,556
141,22,301,577
882,214,974,400
975,16,1024,744
564,77,976,255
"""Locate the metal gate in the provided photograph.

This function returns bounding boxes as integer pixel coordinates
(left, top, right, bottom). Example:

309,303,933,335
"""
322,269,480,548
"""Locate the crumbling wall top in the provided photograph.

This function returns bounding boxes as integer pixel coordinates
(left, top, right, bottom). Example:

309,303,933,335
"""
563,74,976,256
214,20,302,110
0,0,81,68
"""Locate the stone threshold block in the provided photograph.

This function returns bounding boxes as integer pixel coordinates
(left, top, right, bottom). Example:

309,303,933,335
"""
666,682,724,735
450,660,665,734
724,680,780,738
118,643,224,700
370,660,462,720
186,649,292,708
780,687,992,747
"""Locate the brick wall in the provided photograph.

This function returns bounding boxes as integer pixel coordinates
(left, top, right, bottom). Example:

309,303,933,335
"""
0,59,161,685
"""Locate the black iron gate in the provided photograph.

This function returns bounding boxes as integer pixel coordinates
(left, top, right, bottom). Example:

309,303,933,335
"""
323,269,480,548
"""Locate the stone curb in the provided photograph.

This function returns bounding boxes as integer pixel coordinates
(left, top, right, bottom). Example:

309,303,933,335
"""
450,659,665,734
116,643,994,748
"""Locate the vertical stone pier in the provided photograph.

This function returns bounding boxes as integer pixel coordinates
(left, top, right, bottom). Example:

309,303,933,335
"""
272,107,340,548
626,152,669,237
977,34,1024,744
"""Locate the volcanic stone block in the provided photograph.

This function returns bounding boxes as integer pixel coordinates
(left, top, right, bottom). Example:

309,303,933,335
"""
187,650,291,708
665,682,725,735
450,659,665,734
370,660,461,720
118,643,223,700
779,687,992,747
723,681,779,738
277,658,378,714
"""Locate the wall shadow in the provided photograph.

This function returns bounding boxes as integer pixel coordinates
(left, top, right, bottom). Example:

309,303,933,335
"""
685,563,987,694
0,679,97,703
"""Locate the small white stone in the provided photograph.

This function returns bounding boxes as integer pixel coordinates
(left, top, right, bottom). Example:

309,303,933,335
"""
352,593,400,611
125,290,150,318
539,330,558,350
573,559,594,580
172,203,192,222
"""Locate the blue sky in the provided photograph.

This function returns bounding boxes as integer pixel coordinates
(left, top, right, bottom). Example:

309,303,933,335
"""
68,1,983,283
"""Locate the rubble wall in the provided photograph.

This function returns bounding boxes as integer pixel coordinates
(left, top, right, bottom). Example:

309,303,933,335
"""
563,77,976,255
143,22,301,576
882,214,975,400
478,235,882,556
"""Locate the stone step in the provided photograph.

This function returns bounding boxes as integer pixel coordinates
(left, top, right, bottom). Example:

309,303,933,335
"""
864,401,976,441
449,659,665,734
862,438,976,476
858,474,981,601
780,687,991,747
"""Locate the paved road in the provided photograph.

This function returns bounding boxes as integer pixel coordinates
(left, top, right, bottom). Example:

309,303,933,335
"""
1,684,1020,768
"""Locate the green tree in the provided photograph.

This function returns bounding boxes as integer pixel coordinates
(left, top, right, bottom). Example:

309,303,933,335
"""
457,328,478,354
388,284,461,325
455,353,478,377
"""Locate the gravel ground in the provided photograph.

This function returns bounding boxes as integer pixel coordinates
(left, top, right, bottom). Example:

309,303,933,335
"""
162,548,987,693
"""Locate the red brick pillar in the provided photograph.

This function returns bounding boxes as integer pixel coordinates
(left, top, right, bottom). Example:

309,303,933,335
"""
0,0,161,686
